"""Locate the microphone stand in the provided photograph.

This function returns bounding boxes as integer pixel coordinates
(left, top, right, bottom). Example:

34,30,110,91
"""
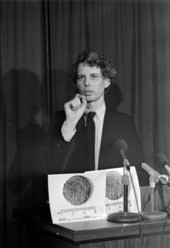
141,176,167,220
107,161,141,223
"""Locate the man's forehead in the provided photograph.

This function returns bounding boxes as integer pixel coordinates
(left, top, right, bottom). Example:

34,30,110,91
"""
77,63,101,74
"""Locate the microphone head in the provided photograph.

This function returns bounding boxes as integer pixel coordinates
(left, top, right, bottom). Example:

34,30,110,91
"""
157,152,168,164
157,152,169,166
115,139,128,153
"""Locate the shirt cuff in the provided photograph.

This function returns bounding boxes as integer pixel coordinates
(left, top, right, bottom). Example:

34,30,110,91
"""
61,121,76,142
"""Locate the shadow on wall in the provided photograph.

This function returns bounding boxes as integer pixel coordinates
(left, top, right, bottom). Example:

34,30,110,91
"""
2,69,48,208
52,69,76,111
1,68,78,248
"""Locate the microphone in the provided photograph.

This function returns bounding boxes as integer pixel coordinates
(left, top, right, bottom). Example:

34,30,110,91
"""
139,160,168,185
108,139,141,223
157,152,170,175
139,160,168,220
115,139,130,170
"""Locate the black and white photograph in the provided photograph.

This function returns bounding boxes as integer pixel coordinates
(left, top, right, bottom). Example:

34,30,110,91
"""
1,0,170,247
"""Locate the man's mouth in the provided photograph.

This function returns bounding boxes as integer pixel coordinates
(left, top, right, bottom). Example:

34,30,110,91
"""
84,91,93,96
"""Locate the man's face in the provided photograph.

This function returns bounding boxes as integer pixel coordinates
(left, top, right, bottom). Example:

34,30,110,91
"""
76,63,110,103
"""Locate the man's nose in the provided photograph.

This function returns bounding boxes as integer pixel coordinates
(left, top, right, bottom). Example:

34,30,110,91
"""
84,77,90,86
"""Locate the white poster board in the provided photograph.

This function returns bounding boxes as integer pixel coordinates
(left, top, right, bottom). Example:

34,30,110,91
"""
48,166,141,224
48,171,107,224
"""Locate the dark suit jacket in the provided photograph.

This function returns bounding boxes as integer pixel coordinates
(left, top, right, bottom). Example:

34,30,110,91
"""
47,108,149,186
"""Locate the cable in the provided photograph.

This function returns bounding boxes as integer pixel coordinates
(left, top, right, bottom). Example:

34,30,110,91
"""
128,169,143,248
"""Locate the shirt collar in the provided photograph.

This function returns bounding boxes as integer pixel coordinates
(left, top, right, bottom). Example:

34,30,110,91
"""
94,102,106,121
84,102,106,120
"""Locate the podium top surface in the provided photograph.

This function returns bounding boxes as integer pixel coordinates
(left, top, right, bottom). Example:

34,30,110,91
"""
13,206,170,242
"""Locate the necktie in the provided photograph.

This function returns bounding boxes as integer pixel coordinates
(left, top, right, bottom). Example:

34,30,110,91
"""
86,112,96,170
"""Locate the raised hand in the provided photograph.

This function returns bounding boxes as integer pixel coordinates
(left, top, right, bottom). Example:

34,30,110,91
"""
64,94,87,129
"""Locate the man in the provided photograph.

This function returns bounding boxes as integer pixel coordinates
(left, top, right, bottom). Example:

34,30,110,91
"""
49,51,149,186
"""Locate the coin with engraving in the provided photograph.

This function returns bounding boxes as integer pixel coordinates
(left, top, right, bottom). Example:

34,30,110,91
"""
106,171,123,200
63,175,92,205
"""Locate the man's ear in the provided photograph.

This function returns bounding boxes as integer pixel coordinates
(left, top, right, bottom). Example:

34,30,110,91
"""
76,84,80,91
104,78,111,88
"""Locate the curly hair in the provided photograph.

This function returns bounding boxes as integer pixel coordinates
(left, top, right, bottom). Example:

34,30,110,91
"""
72,51,117,84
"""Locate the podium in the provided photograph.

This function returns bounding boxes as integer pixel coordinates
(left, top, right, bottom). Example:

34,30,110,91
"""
13,186,170,248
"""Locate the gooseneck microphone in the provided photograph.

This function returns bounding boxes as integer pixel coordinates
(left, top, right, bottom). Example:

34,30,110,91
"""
107,139,141,223
116,139,129,212
139,160,160,181
139,159,168,220
157,152,170,175
115,139,130,170
139,159,169,185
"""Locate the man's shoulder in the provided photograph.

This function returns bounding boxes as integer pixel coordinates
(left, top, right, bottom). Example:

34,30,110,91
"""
106,108,132,121
105,109,137,135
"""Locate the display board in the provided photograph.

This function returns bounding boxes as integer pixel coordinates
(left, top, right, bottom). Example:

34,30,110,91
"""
48,167,141,224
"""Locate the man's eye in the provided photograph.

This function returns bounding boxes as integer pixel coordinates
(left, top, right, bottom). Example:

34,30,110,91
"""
77,76,83,80
91,75,99,79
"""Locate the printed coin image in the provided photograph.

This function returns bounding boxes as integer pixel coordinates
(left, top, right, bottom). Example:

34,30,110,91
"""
63,175,92,205
106,171,123,200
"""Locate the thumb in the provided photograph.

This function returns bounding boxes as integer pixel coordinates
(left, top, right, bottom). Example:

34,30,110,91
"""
80,96,87,110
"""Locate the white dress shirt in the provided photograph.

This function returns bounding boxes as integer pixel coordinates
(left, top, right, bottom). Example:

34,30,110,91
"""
61,103,106,170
